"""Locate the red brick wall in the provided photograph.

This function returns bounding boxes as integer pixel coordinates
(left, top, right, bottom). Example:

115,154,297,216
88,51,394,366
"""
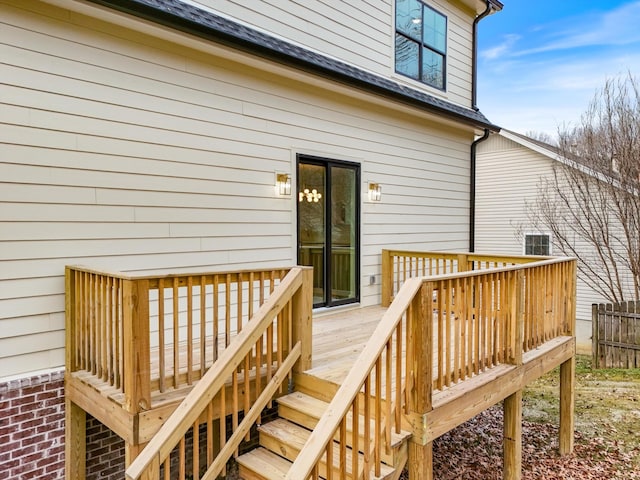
0,371,126,480
0,371,65,480
86,416,124,479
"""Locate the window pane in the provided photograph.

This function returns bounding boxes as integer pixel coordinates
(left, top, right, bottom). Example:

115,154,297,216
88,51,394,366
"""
525,234,550,255
331,166,357,302
421,48,444,89
395,34,420,80
298,163,326,305
423,7,446,52
395,0,422,40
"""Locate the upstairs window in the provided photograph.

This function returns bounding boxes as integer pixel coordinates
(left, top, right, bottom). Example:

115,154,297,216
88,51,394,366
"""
524,234,551,256
395,0,447,90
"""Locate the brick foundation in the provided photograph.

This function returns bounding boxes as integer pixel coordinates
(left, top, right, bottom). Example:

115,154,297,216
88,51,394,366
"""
0,371,127,480
0,371,66,480
0,371,267,479
86,416,125,480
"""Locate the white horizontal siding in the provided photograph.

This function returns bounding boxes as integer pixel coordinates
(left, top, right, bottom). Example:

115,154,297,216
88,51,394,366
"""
0,1,474,378
475,133,611,323
194,0,474,108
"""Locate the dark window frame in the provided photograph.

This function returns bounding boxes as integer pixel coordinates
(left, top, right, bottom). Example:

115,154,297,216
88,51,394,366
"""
395,0,447,90
524,233,551,256
296,154,361,308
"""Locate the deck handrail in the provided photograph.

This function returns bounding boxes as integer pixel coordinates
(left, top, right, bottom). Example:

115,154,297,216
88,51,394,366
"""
287,255,576,479
65,265,291,412
125,266,313,480
381,249,549,306
286,277,426,479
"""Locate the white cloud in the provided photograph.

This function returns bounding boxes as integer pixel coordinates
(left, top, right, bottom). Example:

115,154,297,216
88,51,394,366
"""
480,34,521,60
478,1,640,136
513,2,640,56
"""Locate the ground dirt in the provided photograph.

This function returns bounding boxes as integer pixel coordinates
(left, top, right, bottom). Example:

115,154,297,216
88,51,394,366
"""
400,354,640,479
228,355,639,479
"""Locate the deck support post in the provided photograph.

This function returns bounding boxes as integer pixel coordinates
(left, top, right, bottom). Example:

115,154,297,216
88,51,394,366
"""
122,279,151,414
65,398,86,480
559,356,575,455
560,259,576,455
292,267,314,373
409,442,433,480
381,249,392,307
407,282,433,480
504,390,522,480
503,270,524,480
65,268,86,479
125,441,148,469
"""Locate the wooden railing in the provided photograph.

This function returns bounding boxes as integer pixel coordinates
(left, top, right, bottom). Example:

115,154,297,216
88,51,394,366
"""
426,257,576,390
286,277,424,480
125,267,313,480
65,266,290,413
288,256,575,479
381,249,547,306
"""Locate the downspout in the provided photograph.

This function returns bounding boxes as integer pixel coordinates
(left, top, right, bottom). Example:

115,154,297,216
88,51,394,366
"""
470,1,495,252
472,0,494,111
470,129,490,252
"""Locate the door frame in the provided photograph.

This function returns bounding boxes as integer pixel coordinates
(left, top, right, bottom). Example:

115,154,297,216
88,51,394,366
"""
296,153,361,308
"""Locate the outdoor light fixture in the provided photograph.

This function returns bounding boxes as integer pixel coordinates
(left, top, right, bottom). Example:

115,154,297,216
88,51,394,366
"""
275,173,291,196
368,182,381,202
299,188,322,203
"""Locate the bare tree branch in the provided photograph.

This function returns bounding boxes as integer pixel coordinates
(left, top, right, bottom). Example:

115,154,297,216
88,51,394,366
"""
528,74,640,303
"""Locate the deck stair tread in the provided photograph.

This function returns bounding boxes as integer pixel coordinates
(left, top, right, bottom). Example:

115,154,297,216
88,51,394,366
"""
277,391,411,448
236,447,291,480
257,418,395,479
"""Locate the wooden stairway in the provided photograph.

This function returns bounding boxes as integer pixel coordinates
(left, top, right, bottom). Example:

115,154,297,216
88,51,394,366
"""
236,386,410,480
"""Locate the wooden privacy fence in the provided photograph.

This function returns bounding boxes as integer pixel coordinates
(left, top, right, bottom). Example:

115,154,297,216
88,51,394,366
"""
592,301,640,369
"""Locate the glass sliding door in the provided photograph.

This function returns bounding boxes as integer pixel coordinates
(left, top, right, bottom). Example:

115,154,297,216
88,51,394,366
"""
297,155,360,307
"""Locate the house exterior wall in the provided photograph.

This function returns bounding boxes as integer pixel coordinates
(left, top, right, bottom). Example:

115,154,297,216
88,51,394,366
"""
193,0,476,108
0,0,474,380
0,370,124,480
0,372,65,480
475,133,607,325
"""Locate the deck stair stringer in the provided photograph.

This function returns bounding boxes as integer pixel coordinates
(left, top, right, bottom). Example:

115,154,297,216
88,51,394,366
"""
237,385,411,480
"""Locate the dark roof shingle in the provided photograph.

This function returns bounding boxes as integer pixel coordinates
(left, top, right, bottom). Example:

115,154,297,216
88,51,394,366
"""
88,0,499,130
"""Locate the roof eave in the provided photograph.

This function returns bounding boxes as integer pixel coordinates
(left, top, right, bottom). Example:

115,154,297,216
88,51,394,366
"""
85,0,500,132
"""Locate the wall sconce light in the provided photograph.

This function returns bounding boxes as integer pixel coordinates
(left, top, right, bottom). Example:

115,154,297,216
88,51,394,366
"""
368,182,381,202
275,173,291,196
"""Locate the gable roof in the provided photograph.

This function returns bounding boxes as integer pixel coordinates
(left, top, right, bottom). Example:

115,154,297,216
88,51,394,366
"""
497,129,633,190
87,0,500,131
499,129,562,161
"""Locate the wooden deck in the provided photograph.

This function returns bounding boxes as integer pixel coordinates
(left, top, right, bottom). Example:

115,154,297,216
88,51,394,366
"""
64,252,577,480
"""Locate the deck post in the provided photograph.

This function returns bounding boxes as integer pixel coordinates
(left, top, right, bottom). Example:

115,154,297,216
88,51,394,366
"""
122,278,151,414
457,253,469,272
125,441,148,469
292,267,314,373
65,398,86,480
504,390,522,480
65,267,86,479
560,259,576,455
122,278,151,466
381,249,392,307
408,282,433,480
504,270,524,480
559,356,575,455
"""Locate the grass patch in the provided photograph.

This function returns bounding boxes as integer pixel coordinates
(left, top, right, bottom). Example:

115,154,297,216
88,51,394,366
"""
524,354,640,470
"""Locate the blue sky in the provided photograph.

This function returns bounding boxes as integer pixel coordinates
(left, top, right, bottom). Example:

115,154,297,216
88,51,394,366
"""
477,1,640,138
